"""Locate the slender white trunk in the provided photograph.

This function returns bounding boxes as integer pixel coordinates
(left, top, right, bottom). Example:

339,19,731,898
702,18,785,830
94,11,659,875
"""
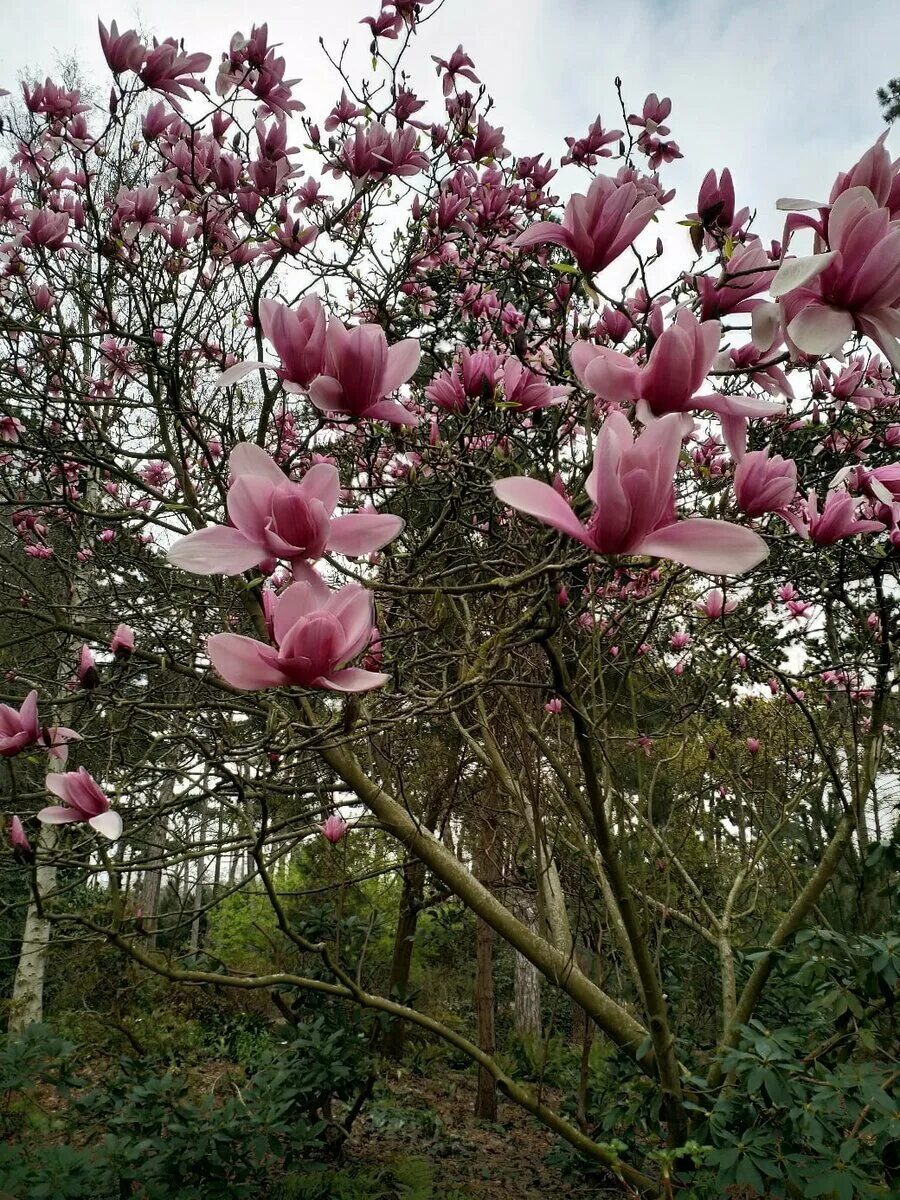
9,826,58,1034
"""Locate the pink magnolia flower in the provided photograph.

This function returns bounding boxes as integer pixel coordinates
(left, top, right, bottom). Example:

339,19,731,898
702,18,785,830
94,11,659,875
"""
1,415,25,443
307,320,420,426
514,174,660,275
493,411,768,575
110,624,135,657
320,813,347,843
734,449,798,517
500,360,570,412
0,690,79,761
573,311,783,453
771,187,900,370
259,297,327,391
8,815,33,860
695,588,737,619
168,443,404,576
788,489,885,545
544,697,563,714
207,575,388,693
746,737,760,754
38,767,123,840
98,19,145,74
77,645,100,689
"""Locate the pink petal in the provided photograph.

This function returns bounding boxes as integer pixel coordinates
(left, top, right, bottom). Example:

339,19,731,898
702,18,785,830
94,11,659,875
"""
45,773,75,804
319,668,389,692
327,512,404,556
37,805,81,824
273,578,332,643
770,252,838,298
363,399,419,426
493,477,590,544
787,305,854,357
298,463,340,513
226,476,275,544
207,634,287,690
308,375,346,413
89,810,123,840
382,338,421,394
167,526,262,575
637,519,768,575
512,222,574,252
214,360,272,388
328,585,375,659
229,442,286,485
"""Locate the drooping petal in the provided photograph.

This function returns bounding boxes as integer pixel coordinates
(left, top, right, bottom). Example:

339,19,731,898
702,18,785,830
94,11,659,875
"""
362,399,420,426
637,518,768,575
167,526,263,575
207,634,287,690
493,477,591,545
328,512,404,556
214,360,272,388
512,222,575,253
89,810,123,840
36,805,81,824
319,668,390,692
787,305,854,357
770,252,838,298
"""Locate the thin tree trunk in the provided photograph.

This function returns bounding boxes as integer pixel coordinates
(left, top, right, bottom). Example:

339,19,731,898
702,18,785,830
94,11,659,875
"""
510,889,542,1043
8,827,57,1035
473,816,498,1121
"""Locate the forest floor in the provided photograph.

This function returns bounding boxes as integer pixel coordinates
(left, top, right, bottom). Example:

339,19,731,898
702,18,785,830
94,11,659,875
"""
341,1066,615,1198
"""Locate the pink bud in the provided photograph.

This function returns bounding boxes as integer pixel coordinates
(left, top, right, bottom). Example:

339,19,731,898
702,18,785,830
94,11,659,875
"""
746,737,760,754
110,624,135,658
320,814,347,844
556,586,569,607
77,645,100,689
544,697,562,714
8,815,33,857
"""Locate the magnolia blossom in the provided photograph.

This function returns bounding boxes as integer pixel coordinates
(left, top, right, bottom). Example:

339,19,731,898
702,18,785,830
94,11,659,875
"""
110,623,135,657
320,813,348,843
216,302,420,426
572,310,784,454
0,690,80,761
38,767,123,840
787,489,885,545
770,187,900,370
168,443,404,576
734,449,798,517
493,412,768,575
207,575,388,693
513,174,660,275
8,815,33,859
307,320,420,425
695,589,737,619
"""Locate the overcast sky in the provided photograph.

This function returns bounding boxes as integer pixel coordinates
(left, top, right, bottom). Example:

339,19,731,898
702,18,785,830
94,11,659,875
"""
2,0,899,247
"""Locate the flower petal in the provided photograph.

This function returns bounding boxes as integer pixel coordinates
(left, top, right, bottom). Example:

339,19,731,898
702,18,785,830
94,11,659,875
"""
319,668,389,692
770,252,837,298
36,805,81,824
167,526,263,575
214,360,272,388
382,338,421,394
328,512,404,557
787,305,854,357
493,477,591,545
637,519,768,575
229,442,286,485
89,810,123,840
207,634,287,690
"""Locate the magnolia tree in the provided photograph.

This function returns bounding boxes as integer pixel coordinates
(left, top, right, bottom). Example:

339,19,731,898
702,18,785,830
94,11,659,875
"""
1,4,898,1192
